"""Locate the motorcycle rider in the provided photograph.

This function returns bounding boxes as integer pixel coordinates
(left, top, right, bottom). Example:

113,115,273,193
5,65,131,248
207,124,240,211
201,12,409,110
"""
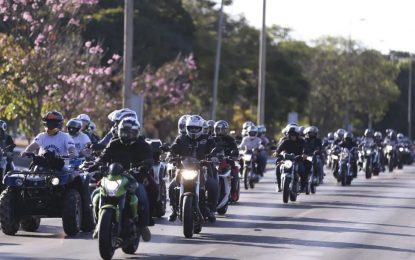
76,113,99,144
374,131,386,171
22,111,76,158
206,120,215,137
275,125,306,192
0,120,16,173
66,118,91,157
213,120,239,202
168,115,218,223
339,132,358,177
239,125,266,178
303,126,324,184
178,114,190,136
90,117,154,241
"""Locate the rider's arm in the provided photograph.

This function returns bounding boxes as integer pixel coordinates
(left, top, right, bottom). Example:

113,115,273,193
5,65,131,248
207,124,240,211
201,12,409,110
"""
23,141,40,155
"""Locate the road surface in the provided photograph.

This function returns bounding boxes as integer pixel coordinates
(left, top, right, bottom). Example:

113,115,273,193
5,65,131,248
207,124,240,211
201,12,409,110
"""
1,165,415,260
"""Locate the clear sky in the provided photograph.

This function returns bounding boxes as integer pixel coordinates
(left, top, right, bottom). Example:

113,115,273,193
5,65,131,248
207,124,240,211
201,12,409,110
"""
214,0,415,54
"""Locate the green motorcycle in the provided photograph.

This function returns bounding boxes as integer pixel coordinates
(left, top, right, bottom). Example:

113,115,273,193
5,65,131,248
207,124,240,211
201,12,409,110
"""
93,163,140,260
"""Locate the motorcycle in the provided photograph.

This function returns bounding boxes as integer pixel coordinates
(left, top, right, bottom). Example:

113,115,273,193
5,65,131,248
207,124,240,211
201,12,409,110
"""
339,147,356,186
359,143,375,179
305,152,323,194
170,156,205,238
384,143,396,172
240,149,258,190
0,144,15,192
329,146,341,180
280,153,301,203
372,146,383,176
94,164,140,260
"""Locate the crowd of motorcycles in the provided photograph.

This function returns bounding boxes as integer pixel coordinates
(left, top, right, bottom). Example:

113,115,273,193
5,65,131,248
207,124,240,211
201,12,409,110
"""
0,113,414,260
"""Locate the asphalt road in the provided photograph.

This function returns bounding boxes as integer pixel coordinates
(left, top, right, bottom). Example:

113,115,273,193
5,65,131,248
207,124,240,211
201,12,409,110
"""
1,164,415,260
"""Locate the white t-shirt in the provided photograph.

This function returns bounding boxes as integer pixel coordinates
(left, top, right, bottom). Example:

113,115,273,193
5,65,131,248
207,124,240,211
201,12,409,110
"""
71,132,91,155
239,136,262,151
34,131,75,156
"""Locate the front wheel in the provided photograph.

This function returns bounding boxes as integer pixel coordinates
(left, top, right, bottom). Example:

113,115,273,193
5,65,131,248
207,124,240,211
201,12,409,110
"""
282,177,290,203
154,180,167,218
388,157,394,172
98,209,116,260
20,216,41,232
365,160,372,179
243,167,249,190
62,189,82,236
182,195,194,238
0,188,20,235
217,204,228,215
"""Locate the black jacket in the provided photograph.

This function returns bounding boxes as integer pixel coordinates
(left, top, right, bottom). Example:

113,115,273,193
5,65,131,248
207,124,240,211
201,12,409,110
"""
303,137,322,155
97,137,153,170
276,138,305,156
339,140,357,150
0,133,15,151
170,135,216,160
214,135,238,156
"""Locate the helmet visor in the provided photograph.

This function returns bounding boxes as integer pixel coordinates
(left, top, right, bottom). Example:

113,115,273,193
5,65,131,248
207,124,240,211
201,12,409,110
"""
187,126,202,134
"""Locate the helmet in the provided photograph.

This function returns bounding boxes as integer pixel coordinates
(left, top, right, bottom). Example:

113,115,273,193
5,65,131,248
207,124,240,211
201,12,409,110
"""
335,128,346,140
214,120,229,136
287,125,299,136
304,126,318,138
282,123,298,136
0,120,7,133
258,125,267,134
388,130,397,140
344,132,353,141
374,131,382,140
247,125,258,137
115,108,137,123
108,109,120,123
298,126,305,136
186,115,204,140
206,120,215,135
397,133,404,140
178,115,190,135
66,118,82,136
108,163,124,176
42,111,64,135
202,120,209,135
327,132,334,140
88,121,96,132
117,117,141,145
242,121,255,136
364,129,374,138
76,113,91,130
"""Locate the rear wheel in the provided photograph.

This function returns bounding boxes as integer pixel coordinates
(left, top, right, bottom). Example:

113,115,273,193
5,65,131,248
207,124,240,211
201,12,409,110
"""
182,195,194,238
20,216,41,232
122,236,139,255
154,180,167,218
0,188,20,235
62,189,82,236
98,209,116,260
217,204,228,215
310,182,316,194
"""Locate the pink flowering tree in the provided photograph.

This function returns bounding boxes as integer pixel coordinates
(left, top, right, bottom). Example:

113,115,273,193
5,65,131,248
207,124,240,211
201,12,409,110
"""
133,54,197,139
0,0,120,139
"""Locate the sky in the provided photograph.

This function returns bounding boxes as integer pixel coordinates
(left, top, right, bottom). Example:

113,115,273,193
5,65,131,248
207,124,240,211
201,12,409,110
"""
214,0,415,54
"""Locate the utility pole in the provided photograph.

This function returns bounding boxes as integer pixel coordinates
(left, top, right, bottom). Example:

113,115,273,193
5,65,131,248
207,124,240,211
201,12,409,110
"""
211,0,224,121
257,0,266,125
409,53,413,139
123,0,133,109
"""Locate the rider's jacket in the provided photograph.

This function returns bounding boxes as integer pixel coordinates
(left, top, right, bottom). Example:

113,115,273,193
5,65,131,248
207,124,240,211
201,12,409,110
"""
239,136,262,151
303,137,322,155
0,133,15,151
214,135,238,156
170,135,216,160
276,138,305,156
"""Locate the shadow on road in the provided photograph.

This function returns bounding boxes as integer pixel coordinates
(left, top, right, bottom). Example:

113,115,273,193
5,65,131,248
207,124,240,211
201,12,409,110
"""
320,193,415,201
236,201,370,211
123,254,237,260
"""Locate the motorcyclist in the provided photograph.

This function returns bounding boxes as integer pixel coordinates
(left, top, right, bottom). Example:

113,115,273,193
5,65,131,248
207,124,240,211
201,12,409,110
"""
257,125,269,177
90,117,154,241
206,120,215,137
22,111,76,158
303,126,324,184
76,113,99,144
177,114,190,136
168,115,218,223
66,118,91,157
213,120,239,202
374,131,386,171
275,126,306,192
333,128,346,146
239,125,266,178
90,108,137,151
339,132,358,177
0,120,16,173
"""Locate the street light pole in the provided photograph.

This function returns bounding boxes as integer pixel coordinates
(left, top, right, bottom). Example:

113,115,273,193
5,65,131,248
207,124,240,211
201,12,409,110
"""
123,0,133,108
409,53,412,139
211,0,224,121
257,0,266,125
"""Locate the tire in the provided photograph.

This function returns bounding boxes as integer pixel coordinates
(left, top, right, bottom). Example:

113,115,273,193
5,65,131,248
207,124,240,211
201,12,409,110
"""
249,179,255,189
20,216,41,232
217,204,228,215
98,209,116,260
398,161,403,169
234,179,240,202
0,188,20,235
81,206,95,232
282,178,290,203
62,189,82,236
346,176,352,185
365,161,372,179
122,236,139,255
154,180,167,218
194,224,202,234
243,168,249,190
182,195,193,238
310,183,316,194
388,158,394,172
290,191,297,202
373,167,380,176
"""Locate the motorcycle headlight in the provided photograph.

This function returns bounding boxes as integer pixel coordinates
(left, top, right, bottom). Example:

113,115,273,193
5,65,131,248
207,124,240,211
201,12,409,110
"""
51,177,60,186
15,179,23,187
243,154,252,161
331,155,339,160
399,147,404,152
366,149,372,155
283,160,293,169
104,180,121,197
181,169,198,180
386,145,393,152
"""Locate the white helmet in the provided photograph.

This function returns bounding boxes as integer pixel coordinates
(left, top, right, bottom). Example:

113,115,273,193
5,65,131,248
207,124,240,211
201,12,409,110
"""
242,121,255,136
117,117,141,145
115,108,137,123
186,115,204,140
247,125,258,137
178,114,190,134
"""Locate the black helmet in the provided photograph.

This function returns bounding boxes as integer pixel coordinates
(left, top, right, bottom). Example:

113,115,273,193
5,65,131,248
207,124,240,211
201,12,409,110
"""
344,132,353,141
108,163,124,176
374,131,382,140
118,117,141,145
42,111,64,135
0,120,7,133
304,126,319,138
66,118,82,136
327,132,334,140
206,120,215,135
287,125,299,136
364,129,374,138
214,120,229,136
